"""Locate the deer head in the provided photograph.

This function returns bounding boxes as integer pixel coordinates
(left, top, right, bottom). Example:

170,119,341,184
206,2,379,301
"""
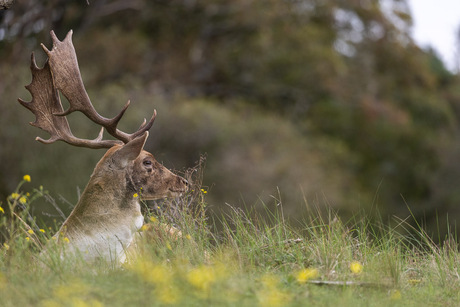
19,30,188,263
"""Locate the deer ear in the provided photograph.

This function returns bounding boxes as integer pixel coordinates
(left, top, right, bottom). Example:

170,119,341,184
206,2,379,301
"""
112,132,149,168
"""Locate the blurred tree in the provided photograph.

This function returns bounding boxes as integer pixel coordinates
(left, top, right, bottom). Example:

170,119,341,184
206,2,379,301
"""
2,0,460,236
0,0,15,10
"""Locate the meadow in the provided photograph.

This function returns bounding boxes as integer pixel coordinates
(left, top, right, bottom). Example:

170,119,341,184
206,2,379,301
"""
1,176,460,307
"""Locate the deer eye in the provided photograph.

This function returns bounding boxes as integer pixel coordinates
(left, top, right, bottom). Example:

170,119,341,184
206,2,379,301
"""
143,160,152,167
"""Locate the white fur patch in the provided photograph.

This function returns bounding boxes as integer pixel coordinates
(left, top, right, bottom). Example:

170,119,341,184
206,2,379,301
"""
133,201,144,231
58,201,144,264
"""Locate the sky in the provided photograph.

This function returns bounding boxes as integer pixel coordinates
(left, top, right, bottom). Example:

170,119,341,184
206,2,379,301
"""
407,0,460,72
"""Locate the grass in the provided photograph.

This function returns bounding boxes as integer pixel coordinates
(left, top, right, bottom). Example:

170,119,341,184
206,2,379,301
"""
1,176,460,306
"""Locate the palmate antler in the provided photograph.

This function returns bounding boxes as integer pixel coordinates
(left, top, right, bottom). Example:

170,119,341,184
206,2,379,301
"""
18,30,156,149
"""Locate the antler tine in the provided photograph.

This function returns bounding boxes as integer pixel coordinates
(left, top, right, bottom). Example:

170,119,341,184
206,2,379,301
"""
35,130,119,149
102,100,131,136
129,109,157,139
42,30,118,129
42,30,155,143
19,51,123,149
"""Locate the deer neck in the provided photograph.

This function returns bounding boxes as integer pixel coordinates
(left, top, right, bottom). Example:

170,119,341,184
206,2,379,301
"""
57,170,144,262
66,170,142,226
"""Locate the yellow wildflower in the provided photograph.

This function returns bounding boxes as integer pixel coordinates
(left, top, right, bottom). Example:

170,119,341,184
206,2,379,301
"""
149,216,158,223
39,229,45,233
150,264,173,285
390,290,402,300
350,261,363,274
258,288,289,307
296,268,319,283
200,189,208,194
54,279,91,301
155,285,180,304
19,196,27,204
129,259,173,284
261,274,279,288
23,175,31,182
133,193,139,198
140,224,150,232
63,237,70,244
258,274,291,307
186,234,192,240
25,237,30,242
127,260,180,303
0,206,4,214
27,229,34,235
3,243,9,250
10,193,19,199
187,265,216,292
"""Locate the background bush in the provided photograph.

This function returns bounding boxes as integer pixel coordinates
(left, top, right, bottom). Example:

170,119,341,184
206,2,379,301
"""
2,0,460,237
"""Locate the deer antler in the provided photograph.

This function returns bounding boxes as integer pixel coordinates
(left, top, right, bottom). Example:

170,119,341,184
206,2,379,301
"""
18,30,156,149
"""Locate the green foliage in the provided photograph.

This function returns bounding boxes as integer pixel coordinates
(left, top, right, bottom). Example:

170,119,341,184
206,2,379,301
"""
151,98,363,218
0,175,50,249
2,0,460,235
3,2,460,304
1,178,460,306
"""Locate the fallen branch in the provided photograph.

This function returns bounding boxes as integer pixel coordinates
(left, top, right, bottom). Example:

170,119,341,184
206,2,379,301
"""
307,280,392,288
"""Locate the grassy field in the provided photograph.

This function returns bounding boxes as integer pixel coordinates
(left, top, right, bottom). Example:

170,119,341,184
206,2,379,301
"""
1,177,460,306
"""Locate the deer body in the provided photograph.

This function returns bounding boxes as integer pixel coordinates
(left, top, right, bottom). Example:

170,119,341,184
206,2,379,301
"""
57,140,187,262
20,30,187,264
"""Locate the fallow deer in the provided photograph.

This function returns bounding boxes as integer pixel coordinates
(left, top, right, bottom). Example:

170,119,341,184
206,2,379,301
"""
18,30,188,264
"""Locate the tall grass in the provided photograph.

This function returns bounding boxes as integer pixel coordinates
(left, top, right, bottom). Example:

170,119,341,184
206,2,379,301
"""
1,176,460,306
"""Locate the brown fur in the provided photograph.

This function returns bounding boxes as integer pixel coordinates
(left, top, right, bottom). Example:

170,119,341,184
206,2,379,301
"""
48,133,187,263
20,31,187,265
